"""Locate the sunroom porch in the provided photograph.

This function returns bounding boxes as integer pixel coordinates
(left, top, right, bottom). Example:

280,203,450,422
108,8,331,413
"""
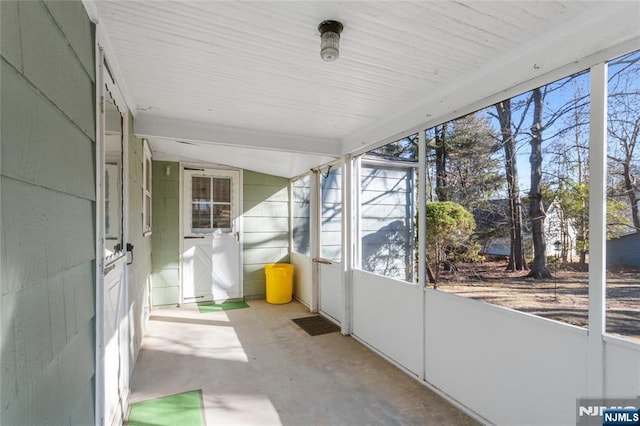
1,1,639,426
128,299,477,425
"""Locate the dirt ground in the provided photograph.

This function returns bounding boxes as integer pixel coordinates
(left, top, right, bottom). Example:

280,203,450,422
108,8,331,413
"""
434,261,640,342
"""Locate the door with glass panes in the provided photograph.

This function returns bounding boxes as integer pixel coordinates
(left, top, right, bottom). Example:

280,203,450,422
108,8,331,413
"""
182,168,242,303
98,51,129,426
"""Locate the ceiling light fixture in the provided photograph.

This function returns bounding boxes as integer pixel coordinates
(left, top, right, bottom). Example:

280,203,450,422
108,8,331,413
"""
318,20,343,62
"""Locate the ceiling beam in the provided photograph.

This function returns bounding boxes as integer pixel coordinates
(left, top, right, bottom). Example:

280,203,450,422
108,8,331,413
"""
135,113,342,156
149,138,337,179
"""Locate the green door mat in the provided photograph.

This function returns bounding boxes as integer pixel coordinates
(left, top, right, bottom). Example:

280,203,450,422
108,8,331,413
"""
127,390,205,426
197,300,249,313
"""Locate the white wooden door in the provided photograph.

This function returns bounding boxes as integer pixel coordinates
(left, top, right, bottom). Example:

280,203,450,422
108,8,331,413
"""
97,50,129,426
182,168,242,303
316,165,344,324
102,256,128,426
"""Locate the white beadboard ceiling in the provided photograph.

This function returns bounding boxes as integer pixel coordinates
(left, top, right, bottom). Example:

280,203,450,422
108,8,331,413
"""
90,1,639,178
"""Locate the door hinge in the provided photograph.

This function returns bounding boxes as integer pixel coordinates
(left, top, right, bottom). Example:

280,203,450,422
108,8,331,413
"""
100,96,104,114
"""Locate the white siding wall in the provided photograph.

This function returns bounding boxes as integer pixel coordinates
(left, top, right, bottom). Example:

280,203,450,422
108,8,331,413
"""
360,165,415,282
321,168,342,262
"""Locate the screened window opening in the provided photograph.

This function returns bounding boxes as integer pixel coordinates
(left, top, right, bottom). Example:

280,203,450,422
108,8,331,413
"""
424,67,594,330
360,135,418,282
292,175,311,256
605,49,640,343
321,166,342,263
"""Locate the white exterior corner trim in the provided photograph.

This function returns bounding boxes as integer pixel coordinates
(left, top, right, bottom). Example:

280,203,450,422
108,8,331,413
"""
86,3,138,116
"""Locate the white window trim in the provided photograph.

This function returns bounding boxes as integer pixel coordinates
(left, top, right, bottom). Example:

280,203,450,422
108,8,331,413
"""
142,138,152,236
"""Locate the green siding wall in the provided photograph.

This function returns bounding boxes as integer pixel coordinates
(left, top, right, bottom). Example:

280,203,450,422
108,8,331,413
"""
127,123,153,367
151,161,181,305
1,1,96,424
243,171,290,298
149,168,290,303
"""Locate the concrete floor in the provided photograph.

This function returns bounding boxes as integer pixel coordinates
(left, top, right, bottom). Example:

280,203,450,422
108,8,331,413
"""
128,300,479,425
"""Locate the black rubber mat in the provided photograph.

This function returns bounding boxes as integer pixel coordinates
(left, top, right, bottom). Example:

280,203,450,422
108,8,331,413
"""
292,315,341,336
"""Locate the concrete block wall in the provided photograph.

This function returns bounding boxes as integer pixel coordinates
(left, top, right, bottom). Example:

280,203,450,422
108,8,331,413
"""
126,123,153,369
1,1,96,424
151,161,181,305
243,170,290,298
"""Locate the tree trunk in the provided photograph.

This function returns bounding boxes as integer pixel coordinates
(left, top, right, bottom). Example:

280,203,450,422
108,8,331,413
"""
573,106,589,269
623,160,640,232
578,198,588,269
528,88,552,278
434,124,448,202
495,100,528,271
427,265,436,288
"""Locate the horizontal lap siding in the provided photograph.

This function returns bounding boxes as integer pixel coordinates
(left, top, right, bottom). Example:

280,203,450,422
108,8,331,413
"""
1,1,96,424
607,233,640,267
243,171,290,298
127,125,153,367
321,169,342,262
151,161,181,305
360,165,415,282
291,177,311,256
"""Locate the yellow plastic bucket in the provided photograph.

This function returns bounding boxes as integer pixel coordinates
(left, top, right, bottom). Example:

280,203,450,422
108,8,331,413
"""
264,263,294,304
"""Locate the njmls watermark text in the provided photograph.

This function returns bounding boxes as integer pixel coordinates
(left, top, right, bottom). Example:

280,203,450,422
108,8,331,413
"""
577,397,640,426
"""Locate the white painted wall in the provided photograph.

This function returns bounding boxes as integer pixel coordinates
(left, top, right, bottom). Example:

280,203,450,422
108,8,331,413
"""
351,270,422,375
424,289,588,425
291,252,313,308
604,336,640,398
348,270,638,425
318,262,343,324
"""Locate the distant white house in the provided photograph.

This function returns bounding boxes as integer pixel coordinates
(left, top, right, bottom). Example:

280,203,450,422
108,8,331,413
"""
473,198,577,260
544,199,578,262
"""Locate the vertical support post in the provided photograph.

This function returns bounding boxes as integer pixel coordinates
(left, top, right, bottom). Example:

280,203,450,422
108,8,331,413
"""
352,157,362,271
418,132,427,288
120,87,131,415
342,157,353,335
310,171,320,313
418,130,427,381
588,61,607,397
95,45,105,426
